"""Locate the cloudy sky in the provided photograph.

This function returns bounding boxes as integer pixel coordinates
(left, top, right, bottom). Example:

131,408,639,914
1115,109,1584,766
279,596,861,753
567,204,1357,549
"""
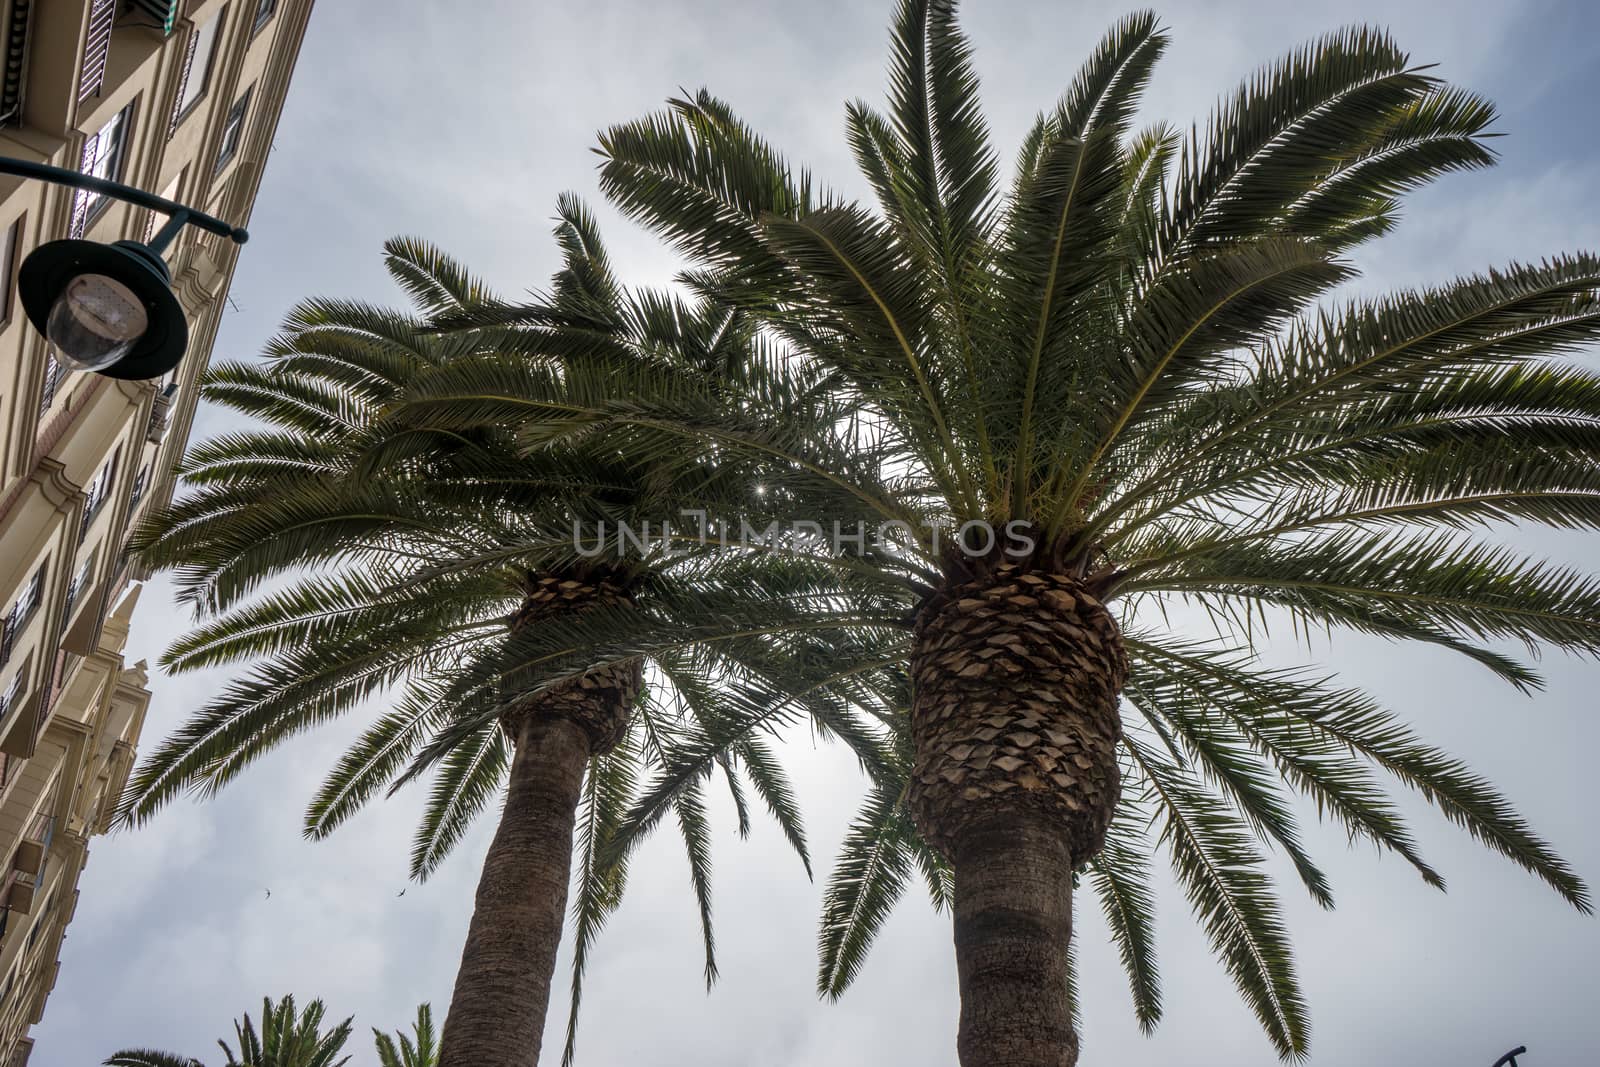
31,1,1600,1064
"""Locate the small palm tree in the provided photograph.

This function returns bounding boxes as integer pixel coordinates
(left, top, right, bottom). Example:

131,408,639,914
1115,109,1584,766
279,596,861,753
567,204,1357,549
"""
123,212,902,1066
106,995,353,1067
374,1004,437,1067
105,1054,204,1067
417,2,1597,1063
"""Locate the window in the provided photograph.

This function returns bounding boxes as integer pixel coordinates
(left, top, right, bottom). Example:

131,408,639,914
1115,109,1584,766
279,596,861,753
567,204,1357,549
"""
9,567,44,628
215,86,252,173
26,891,57,951
38,355,67,421
0,563,47,670
253,0,277,33
144,169,186,243
171,7,226,129
130,464,150,508
70,101,136,238
63,553,95,625
0,216,20,328
0,673,20,720
79,447,121,539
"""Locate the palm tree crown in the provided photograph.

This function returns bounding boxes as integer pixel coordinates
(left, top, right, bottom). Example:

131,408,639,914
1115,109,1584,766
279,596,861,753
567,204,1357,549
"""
106,995,353,1067
380,1,1598,1058
374,1004,438,1067
123,210,904,1064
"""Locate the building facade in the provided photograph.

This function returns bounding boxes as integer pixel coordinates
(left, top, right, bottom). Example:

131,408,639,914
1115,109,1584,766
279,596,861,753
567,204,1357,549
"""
0,1,313,1060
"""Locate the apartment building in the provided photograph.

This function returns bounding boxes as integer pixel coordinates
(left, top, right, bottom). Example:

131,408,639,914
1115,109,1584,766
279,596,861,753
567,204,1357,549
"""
0,2,313,1060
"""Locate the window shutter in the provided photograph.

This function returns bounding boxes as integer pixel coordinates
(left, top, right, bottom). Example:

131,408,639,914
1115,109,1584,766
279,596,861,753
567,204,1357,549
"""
0,0,31,124
168,20,201,136
78,0,117,101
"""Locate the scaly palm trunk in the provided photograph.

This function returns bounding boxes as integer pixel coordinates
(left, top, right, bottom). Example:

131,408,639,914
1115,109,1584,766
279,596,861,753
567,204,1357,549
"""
908,563,1126,1067
436,712,586,1067
438,574,641,1067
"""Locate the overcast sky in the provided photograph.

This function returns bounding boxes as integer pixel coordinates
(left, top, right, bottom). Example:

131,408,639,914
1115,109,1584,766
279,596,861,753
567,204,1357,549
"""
31,1,1600,1064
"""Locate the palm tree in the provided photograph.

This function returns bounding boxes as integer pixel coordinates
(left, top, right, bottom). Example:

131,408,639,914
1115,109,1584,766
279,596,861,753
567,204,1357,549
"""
122,211,903,1067
374,1004,438,1067
425,2,1598,1063
106,994,353,1067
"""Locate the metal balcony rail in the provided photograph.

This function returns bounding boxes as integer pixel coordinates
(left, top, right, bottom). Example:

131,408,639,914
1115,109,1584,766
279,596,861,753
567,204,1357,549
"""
144,381,176,443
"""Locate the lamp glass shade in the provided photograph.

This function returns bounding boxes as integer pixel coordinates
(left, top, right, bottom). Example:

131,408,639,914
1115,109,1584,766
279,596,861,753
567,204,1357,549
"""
45,273,151,371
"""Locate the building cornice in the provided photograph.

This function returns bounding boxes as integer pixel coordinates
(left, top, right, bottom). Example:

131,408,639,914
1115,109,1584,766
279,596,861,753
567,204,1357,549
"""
27,457,82,513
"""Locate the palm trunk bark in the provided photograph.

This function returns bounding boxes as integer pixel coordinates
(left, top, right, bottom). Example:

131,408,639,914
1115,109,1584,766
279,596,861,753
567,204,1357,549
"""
435,571,641,1067
437,712,589,1067
951,813,1076,1066
908,563,1126,1067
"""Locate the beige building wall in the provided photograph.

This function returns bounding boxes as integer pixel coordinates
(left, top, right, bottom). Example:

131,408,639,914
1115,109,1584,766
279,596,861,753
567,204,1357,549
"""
0,2,313,1061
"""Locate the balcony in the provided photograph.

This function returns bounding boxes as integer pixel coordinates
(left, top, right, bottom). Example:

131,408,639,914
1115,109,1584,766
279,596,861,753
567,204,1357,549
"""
14,813,50,876
145,382,177,444
0,814,51,916
0,868,36,915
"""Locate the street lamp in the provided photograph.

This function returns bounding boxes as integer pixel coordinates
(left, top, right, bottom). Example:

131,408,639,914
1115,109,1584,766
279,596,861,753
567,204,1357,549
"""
1,154,249,381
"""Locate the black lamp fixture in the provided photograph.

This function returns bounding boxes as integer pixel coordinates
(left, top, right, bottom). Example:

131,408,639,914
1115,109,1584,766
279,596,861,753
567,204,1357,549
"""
1,155,249,381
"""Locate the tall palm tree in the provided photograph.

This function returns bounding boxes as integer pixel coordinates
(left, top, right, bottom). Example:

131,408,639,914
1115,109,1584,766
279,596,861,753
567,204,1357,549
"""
106,994,354,1067
407,3,1598,1063
122,210,903,1067
374,1004,438,1067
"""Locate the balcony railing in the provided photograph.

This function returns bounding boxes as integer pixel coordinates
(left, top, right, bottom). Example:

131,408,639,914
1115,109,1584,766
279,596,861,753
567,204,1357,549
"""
78,0,117,102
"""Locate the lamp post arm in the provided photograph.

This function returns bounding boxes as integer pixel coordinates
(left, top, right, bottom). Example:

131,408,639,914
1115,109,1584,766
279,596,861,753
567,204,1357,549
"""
0,154,249,245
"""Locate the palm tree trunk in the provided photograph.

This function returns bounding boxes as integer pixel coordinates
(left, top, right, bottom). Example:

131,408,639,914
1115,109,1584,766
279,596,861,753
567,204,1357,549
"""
951,814,1077,1067
436,571,642,1067
437,712,589,1067
908,563,1126,1067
